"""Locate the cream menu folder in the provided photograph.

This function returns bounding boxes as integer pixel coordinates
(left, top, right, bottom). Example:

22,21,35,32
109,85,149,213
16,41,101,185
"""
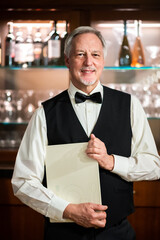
45,142,102,222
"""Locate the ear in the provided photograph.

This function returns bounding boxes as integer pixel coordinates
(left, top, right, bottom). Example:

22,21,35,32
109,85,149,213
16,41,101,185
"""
64,55,70,69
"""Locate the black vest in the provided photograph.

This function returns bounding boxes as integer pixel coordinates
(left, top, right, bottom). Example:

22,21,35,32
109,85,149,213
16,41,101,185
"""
42,86,134,237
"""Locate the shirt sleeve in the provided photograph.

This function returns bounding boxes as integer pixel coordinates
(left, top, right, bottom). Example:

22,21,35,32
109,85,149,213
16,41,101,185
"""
112,95,160,181
11,106,69,222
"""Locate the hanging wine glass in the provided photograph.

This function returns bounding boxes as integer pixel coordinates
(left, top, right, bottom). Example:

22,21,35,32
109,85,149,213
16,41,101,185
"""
0,90,5,122
3,90,17,123
24,90,36,121
145,46,160,66
15,90,28,123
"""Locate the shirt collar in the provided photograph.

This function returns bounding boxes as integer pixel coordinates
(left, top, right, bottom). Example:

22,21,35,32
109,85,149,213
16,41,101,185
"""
68,81,103,100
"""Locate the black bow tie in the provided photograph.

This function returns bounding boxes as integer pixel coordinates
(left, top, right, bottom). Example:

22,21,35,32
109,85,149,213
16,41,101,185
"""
75,92,102,104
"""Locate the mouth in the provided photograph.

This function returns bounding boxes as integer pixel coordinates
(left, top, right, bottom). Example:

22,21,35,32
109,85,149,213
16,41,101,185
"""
81,68,96,74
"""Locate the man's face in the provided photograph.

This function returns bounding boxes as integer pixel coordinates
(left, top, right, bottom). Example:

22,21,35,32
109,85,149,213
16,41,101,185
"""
65,33,105,93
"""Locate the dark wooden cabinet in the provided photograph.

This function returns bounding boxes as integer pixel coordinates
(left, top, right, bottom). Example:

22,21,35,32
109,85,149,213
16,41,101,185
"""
0,154,160,240
128,181,160,240
0,168,44,240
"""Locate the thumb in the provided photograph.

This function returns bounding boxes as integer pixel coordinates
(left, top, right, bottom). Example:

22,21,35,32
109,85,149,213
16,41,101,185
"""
90,133,96,140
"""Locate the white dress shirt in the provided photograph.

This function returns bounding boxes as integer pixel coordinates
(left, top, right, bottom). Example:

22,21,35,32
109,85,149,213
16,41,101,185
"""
12,81,160,222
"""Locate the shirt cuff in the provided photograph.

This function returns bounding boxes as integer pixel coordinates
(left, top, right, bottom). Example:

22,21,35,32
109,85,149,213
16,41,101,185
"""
112,154,129,180
47,196,70,222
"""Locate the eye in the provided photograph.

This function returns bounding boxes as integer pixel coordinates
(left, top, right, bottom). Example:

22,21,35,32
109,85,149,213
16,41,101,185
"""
77,53,85,57
93,53,100,57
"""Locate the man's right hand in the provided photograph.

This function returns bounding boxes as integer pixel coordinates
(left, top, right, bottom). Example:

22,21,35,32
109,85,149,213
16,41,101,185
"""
63,203,108,228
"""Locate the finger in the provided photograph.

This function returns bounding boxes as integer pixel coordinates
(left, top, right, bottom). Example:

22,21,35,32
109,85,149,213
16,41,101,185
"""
93,218,107,228
93,204,108,211
95,211,107,220
88,135,96,148
86,146,102,154
87,140,101,150
86,148,105,160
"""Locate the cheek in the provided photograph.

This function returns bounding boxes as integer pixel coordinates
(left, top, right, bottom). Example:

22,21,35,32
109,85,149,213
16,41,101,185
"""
97,60,104,71
72,62,83,73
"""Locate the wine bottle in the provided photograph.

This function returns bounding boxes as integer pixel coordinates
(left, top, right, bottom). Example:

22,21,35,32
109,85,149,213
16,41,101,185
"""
14,29,26,67
59,21,69,66
131,20,145,67
25,27,34,67
33,28,43,66
42,38,49,66
5,22,15,66
119,20,132,66
48,21,61,66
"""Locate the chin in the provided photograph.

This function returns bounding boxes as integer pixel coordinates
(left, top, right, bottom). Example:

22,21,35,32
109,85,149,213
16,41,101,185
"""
80,78,97,86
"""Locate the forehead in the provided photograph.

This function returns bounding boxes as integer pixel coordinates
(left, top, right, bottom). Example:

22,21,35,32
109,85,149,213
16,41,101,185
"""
72,33,103,50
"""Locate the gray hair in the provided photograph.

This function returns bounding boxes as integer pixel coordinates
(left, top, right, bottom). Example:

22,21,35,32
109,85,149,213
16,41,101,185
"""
64,26,106,57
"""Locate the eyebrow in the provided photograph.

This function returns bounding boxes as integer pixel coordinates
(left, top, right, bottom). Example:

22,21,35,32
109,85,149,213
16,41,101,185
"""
75,49,102,53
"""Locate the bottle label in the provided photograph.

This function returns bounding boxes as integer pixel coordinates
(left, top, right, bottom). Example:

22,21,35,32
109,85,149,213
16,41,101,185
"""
48,40,61,58
34,43,42,59
15,43,26,63
6,42,15,57
25,43,34,62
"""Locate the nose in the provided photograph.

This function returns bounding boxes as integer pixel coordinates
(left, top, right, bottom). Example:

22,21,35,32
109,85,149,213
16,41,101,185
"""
84,54,93,66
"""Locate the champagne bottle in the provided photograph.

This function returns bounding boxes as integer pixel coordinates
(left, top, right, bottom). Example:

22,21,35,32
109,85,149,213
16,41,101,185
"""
131,21,145,67
119,20,132,66
25,27,34,67
5,22,15,66
14,29,26,67
33,28,43,66
48,21,61,66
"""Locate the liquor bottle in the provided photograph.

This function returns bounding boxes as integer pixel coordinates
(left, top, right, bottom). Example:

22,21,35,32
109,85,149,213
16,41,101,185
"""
119,20,132,66
48,21,61,66
42,38,49,66
25,27,34,67
14,29,26,67
5,22,15,66
131,21,145,67
59,21,69,66
33,28,43,66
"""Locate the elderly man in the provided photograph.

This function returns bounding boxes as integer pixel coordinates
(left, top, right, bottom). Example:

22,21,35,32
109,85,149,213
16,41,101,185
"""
12,26,160,240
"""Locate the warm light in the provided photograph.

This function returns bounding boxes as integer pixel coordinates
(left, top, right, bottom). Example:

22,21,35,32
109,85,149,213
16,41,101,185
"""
131,62,144,68
115,8,140,11
96,22,160,28
7,8,14,11
12,22,53,28
12,21,67,29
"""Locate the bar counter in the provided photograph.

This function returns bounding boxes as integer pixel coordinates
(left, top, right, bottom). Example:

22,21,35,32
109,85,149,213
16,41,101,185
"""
0,149,160,240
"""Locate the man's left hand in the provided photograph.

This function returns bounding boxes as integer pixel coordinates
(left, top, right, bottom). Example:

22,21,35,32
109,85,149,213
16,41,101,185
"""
86,134,114,171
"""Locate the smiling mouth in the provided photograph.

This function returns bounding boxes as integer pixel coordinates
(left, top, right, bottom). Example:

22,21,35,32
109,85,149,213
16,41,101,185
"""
81,68,96,73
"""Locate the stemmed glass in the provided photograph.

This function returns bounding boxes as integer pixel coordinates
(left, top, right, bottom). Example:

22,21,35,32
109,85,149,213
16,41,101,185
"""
0,90,4,122
145,46,160,66
23,90,36,121
2,90,17,123
15,90,28,123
